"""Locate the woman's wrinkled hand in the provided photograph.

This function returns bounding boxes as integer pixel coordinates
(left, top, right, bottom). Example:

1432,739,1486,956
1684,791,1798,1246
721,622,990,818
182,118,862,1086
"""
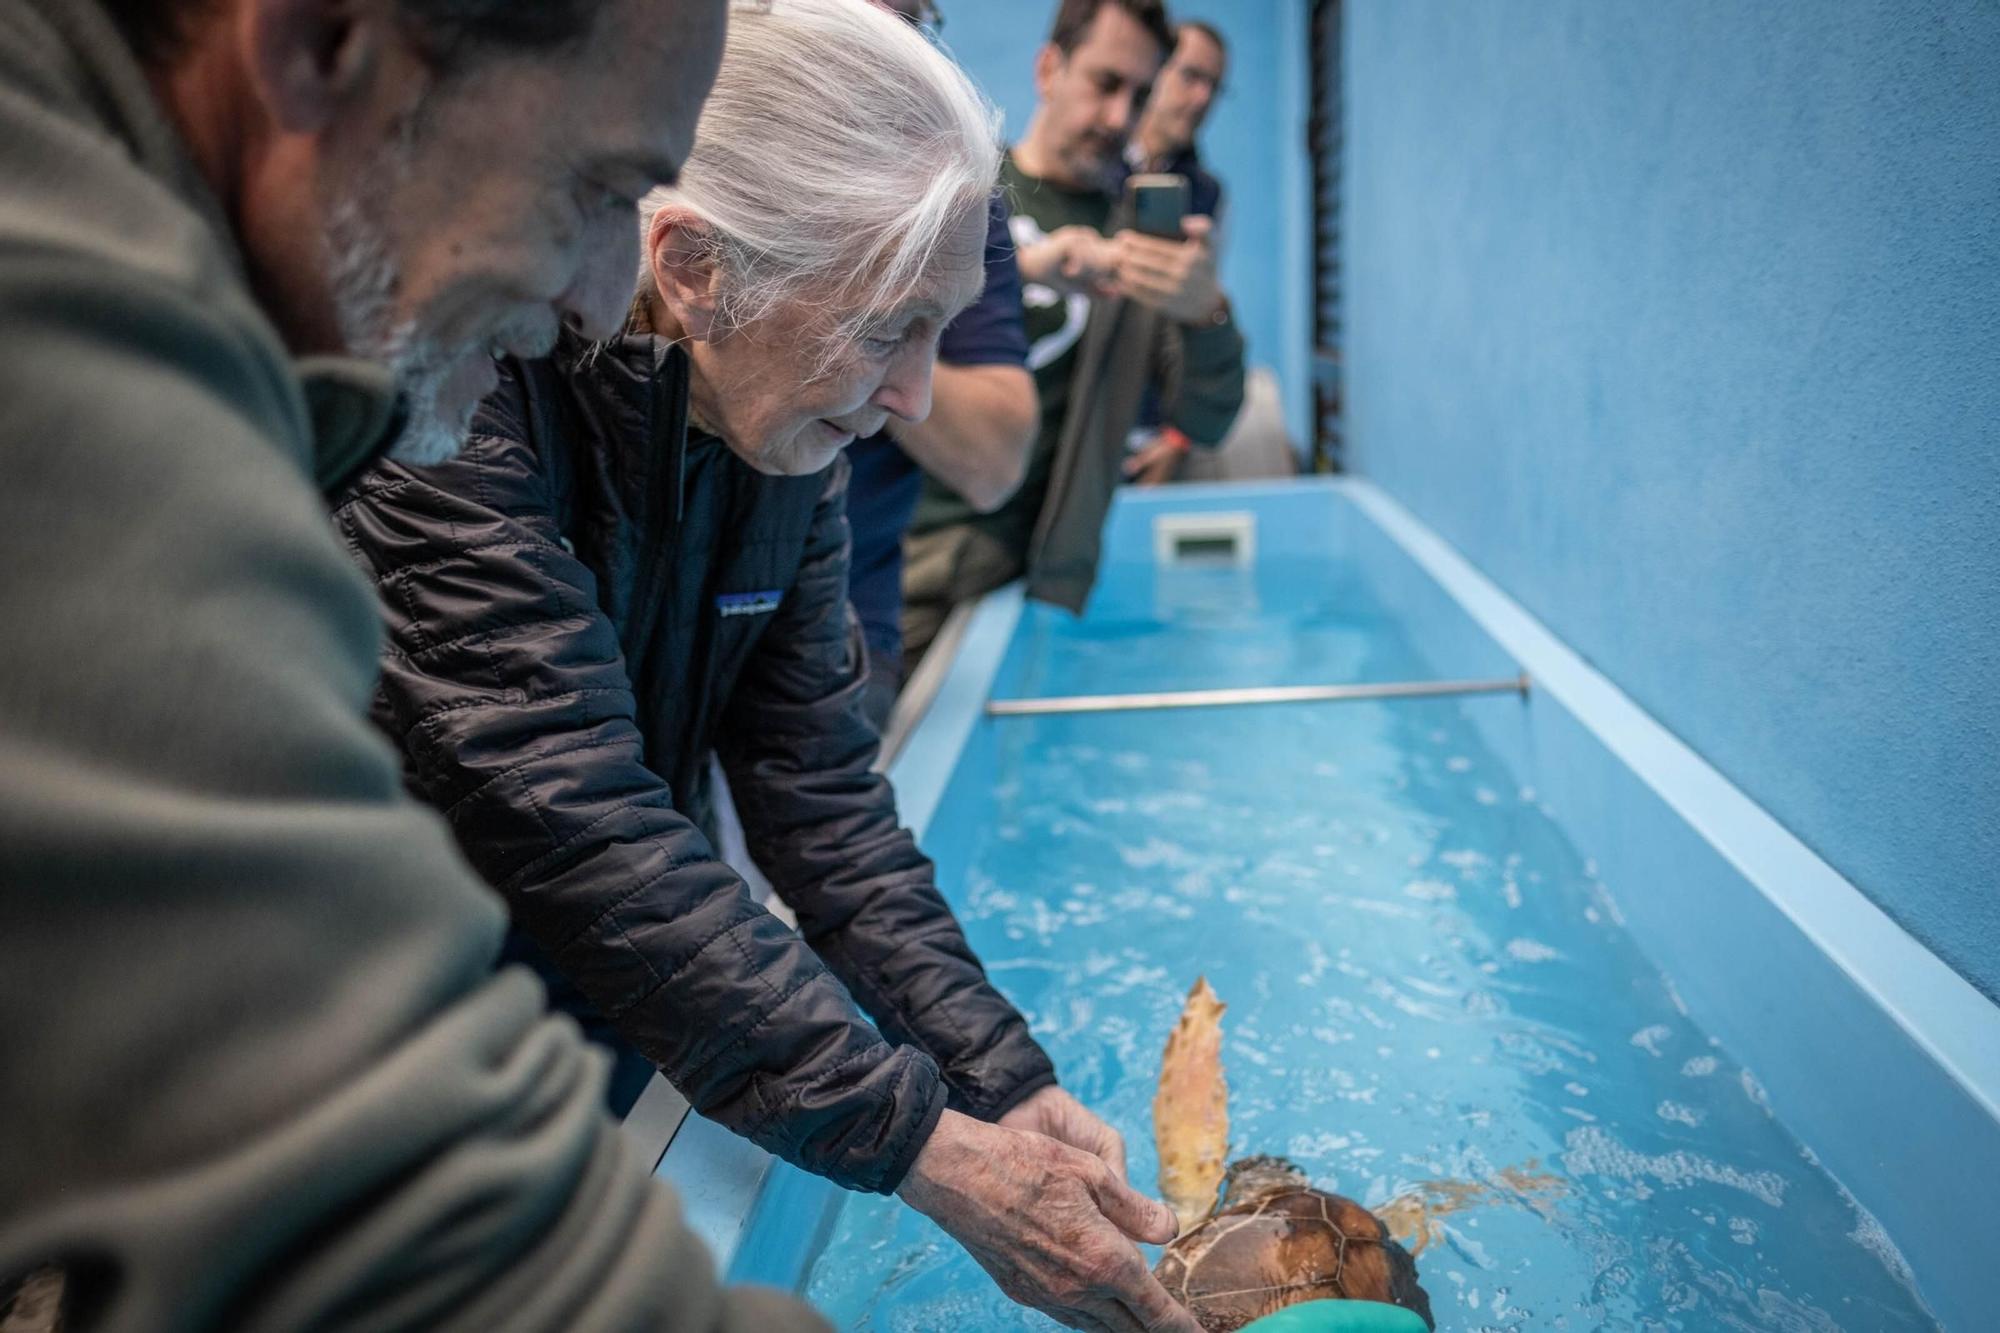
897,1109,1201,1333
998,1084,1133,1182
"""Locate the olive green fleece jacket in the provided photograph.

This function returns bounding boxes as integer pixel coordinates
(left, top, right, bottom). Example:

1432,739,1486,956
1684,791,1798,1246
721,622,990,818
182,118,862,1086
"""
0,2,826,1330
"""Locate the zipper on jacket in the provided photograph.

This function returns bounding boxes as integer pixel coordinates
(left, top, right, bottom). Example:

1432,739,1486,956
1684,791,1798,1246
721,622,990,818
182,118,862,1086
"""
626,342,691,666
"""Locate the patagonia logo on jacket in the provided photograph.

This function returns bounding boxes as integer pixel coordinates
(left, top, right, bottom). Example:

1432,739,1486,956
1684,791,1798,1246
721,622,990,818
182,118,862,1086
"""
716,589,784,618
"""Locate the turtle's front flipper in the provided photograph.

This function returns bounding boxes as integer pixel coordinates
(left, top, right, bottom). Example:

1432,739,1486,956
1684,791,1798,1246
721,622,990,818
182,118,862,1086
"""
1154,976,1230,1234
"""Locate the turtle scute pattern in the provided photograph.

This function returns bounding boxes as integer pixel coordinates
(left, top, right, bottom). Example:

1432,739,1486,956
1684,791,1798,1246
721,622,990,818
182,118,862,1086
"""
1155,1158,1436,1333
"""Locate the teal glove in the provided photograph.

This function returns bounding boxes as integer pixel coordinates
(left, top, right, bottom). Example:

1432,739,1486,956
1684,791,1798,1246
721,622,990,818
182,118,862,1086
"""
1237,1300,1431,1333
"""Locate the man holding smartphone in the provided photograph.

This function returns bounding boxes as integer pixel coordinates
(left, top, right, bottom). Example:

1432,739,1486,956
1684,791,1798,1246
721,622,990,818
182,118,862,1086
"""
1127,21,1230,227
901,0,1244,662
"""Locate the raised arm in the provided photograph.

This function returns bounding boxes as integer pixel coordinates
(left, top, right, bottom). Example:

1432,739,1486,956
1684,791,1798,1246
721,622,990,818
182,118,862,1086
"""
884,193,1040,512
886,361,1037,511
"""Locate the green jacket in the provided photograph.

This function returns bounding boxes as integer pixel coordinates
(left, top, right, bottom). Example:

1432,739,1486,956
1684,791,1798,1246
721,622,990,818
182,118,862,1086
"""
1026,275,1246,611
0,2,823,1329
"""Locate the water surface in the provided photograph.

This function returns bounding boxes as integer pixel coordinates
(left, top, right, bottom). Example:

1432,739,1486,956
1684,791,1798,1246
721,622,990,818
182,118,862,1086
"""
804,562,1935,1331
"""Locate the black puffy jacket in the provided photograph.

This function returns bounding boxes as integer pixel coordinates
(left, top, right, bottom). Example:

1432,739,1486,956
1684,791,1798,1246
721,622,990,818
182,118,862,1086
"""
333,331,1055,1194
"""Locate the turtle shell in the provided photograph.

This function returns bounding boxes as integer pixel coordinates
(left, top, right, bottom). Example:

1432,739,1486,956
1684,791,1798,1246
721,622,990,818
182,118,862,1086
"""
1154,1158,1435,1333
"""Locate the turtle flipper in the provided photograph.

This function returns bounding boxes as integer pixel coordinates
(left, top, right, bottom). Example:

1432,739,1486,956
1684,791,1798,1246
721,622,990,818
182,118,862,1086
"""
1380,1237,1436,1330
1154,977,1230,1234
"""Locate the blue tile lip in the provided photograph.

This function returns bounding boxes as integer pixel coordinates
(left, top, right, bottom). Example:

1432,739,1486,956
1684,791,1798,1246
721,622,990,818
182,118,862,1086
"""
888,585,1024,840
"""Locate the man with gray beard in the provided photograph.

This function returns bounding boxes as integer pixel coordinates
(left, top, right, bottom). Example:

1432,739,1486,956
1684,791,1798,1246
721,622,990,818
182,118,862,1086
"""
0,0,826,1329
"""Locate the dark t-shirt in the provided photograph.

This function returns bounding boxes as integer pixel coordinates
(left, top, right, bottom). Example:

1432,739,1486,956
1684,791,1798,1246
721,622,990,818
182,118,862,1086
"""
845,192,1029,662
911,154,1113,554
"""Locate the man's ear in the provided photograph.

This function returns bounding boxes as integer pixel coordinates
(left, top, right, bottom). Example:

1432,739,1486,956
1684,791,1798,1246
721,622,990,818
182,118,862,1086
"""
647,209,724,343
241,0,395,133
1033,43,1064,100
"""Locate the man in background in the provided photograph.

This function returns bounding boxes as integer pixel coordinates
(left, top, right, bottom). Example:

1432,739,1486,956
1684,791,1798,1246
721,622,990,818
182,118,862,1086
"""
901,0,1245,659
849,0,1039,726
1118,17,1233,484
0,0,825,1327
1127,20,1229,226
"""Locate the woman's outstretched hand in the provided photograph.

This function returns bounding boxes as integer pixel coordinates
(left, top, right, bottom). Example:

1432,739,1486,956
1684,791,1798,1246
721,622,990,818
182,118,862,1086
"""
999,1084,1135,1182
897,1108,1200,1333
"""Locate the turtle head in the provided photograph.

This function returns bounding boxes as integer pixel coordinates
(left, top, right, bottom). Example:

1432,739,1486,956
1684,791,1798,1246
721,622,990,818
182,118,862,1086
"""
1217,1155,1313,1210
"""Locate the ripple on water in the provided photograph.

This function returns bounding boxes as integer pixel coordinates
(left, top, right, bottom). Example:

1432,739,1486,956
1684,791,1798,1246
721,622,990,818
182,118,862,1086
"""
1656,1100,1705,1128
1286,1130,1356,1160
1629,1023,1674,1056
1562,1125,1787,1208
1439,847,1492,876
1503,938,1562,963
1403,877,1458,903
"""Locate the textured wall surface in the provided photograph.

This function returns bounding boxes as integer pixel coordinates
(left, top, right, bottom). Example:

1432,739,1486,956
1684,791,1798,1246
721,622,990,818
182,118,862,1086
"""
1343,0,2000,998
943,0,1313,444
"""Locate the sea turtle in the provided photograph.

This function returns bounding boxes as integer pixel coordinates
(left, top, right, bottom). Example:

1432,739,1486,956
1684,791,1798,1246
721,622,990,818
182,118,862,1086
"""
1151,979,1437,1333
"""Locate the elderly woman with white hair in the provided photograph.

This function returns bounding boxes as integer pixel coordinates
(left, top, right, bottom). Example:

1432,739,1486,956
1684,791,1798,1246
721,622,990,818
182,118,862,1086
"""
336,2,1200,1330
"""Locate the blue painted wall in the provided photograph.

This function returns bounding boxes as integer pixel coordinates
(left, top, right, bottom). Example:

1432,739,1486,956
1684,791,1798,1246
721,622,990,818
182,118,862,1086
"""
1342,1,2000,999
940,0,1313,444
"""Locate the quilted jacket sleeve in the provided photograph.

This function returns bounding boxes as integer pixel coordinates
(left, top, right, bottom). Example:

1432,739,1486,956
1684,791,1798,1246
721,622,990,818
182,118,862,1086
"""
332,376,948,1195
716,459,1058,1121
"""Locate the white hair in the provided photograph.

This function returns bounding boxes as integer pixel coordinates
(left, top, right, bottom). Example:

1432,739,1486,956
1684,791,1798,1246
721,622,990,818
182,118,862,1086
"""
638,0,1001,356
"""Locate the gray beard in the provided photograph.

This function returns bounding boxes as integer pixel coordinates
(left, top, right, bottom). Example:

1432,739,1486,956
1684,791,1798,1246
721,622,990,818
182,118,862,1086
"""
322,166,470,467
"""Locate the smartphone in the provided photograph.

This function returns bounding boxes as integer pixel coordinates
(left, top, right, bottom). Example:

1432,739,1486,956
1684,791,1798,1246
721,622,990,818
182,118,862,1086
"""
1127,173,1190,240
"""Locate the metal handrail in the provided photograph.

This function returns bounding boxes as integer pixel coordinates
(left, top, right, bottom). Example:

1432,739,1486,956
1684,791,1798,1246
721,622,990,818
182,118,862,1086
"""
986,674,1530,718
